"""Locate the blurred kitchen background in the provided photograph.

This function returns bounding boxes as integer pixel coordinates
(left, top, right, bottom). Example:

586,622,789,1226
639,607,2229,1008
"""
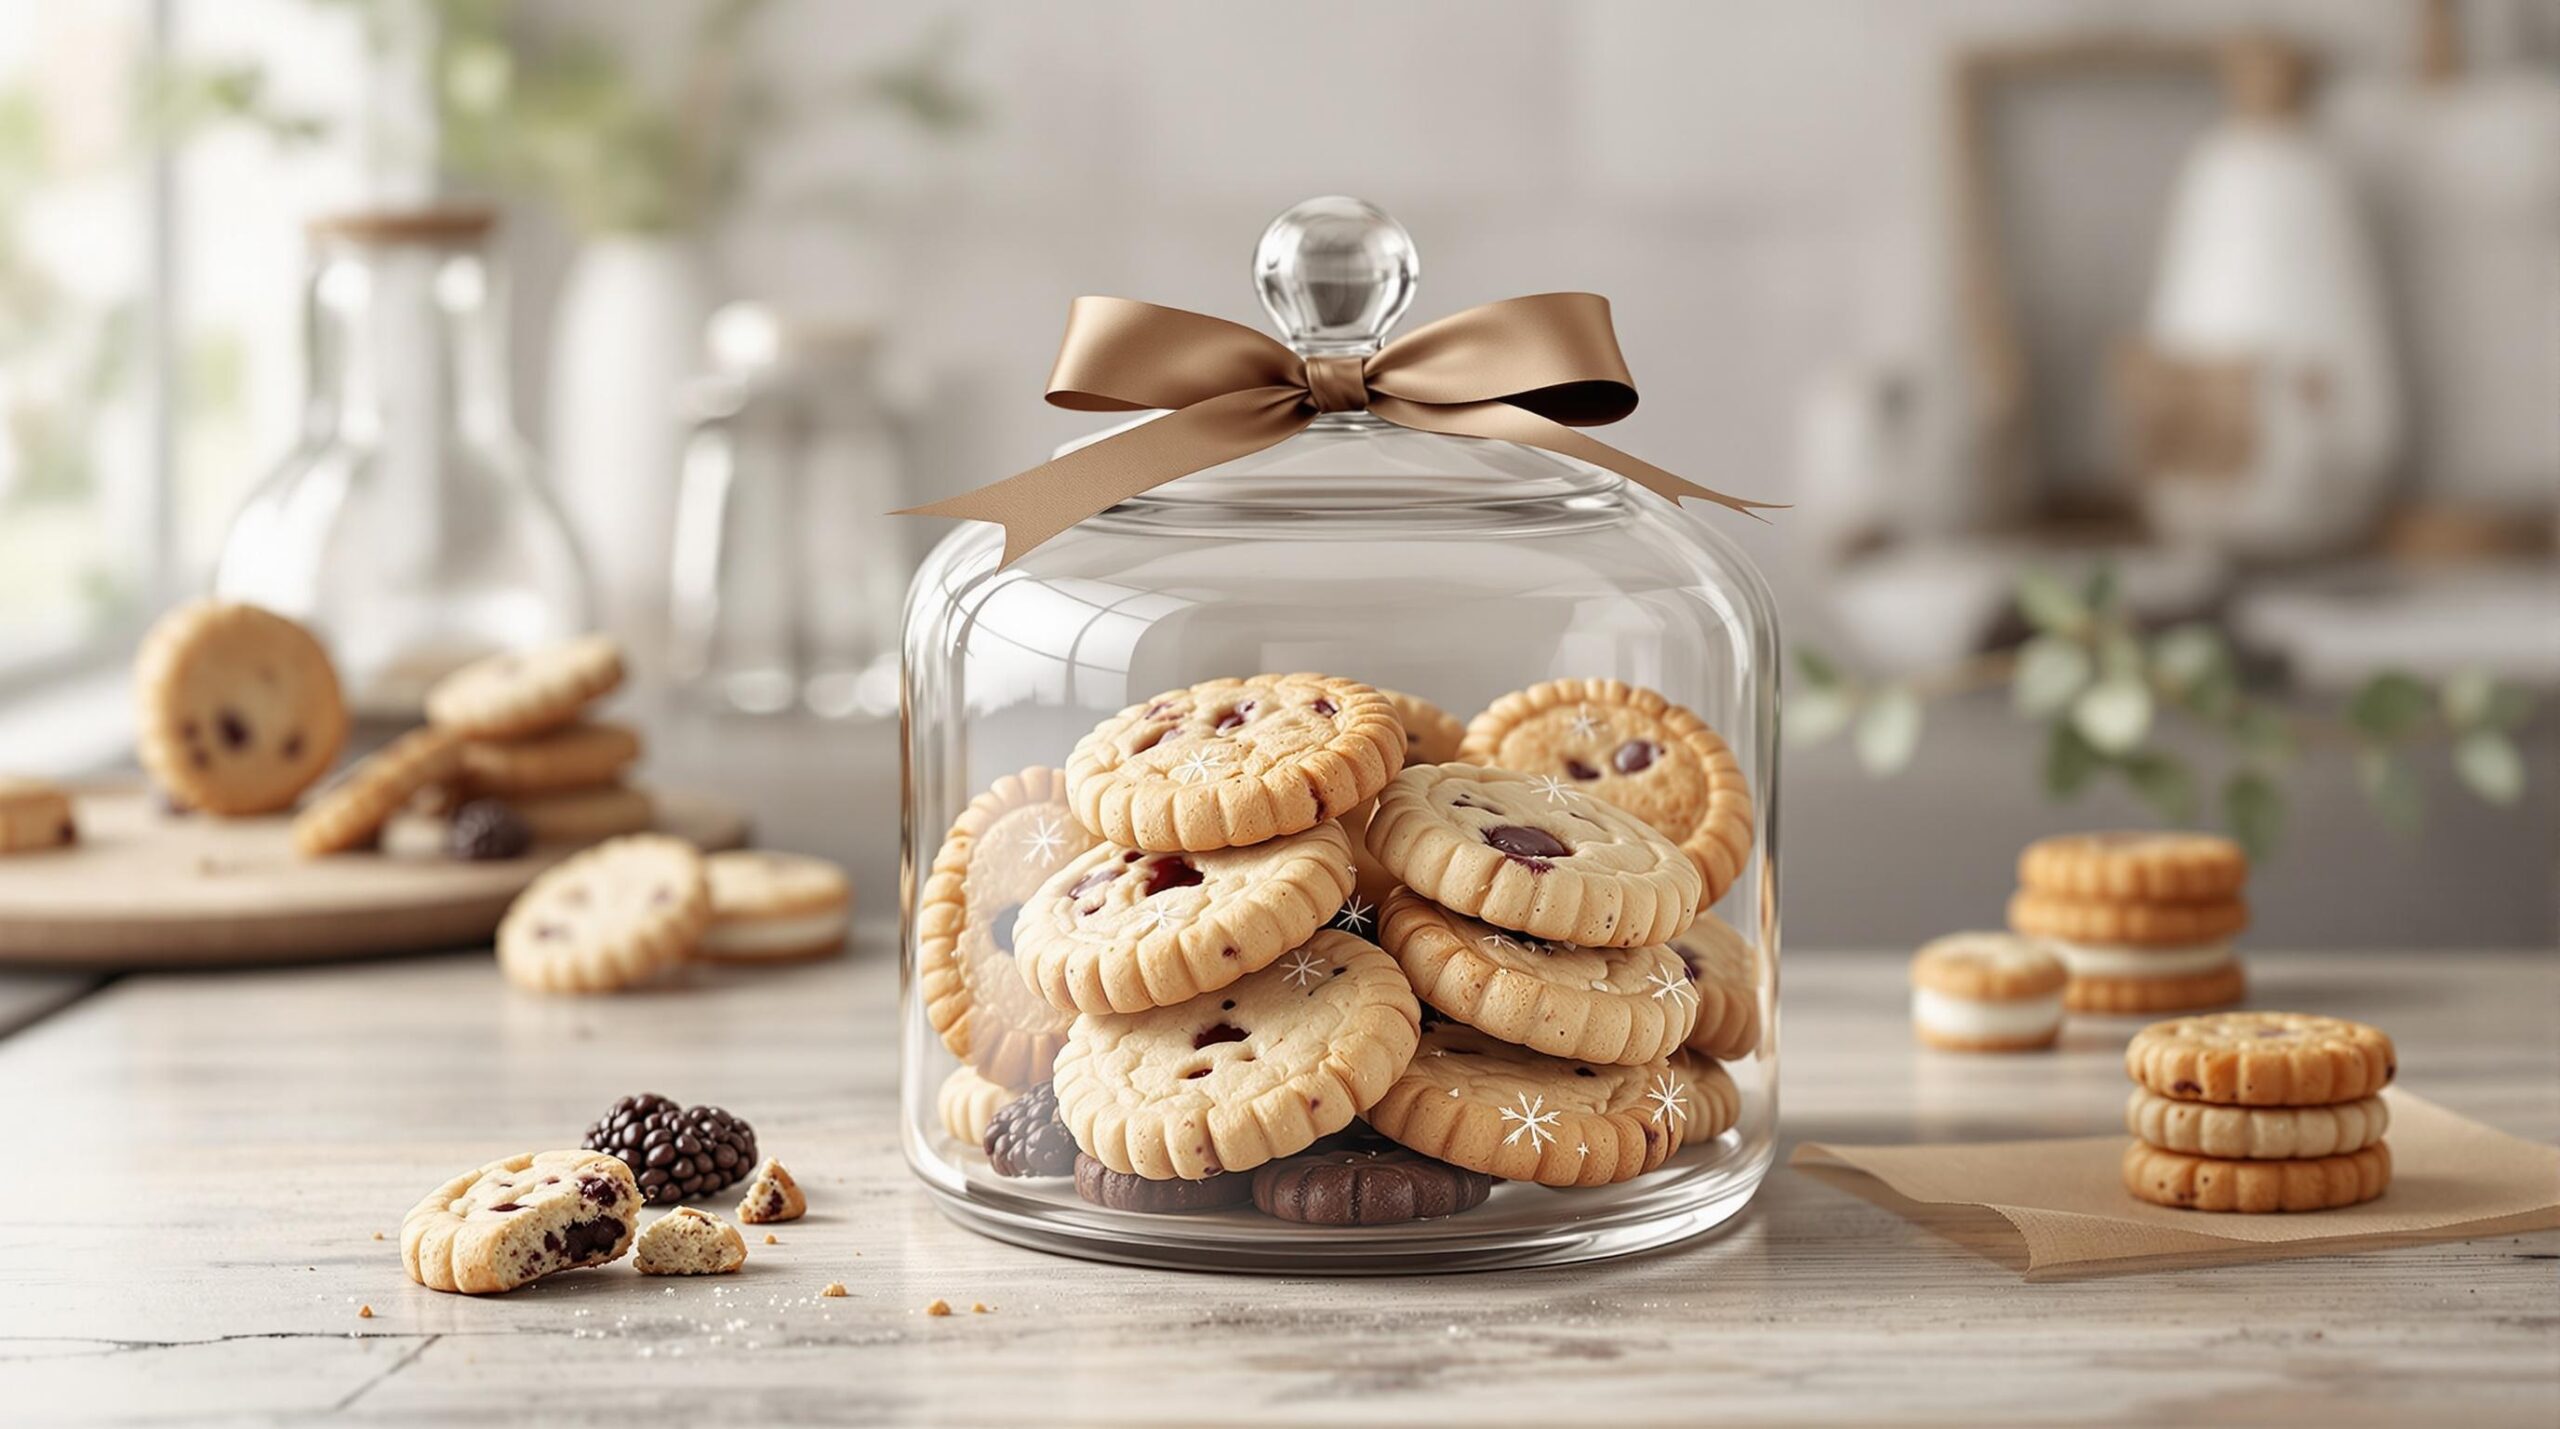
0,0,2552,948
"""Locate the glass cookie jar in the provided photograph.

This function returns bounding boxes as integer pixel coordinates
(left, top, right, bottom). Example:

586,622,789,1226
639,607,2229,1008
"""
900,197,1780,1272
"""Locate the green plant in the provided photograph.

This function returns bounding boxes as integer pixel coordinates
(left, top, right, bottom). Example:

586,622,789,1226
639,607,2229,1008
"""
1790,567,2539,859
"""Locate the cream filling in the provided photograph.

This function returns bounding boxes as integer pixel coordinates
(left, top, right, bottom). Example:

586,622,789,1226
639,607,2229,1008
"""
2047,939,2230,978
702,908,849,957
1912,987,2064,1039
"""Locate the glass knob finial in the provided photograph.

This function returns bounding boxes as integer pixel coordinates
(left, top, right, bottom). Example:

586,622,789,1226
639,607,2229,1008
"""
1254,196,1418,355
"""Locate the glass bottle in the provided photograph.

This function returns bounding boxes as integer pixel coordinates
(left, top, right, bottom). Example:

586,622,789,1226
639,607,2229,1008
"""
898,197,1782,1272
215,208,589,717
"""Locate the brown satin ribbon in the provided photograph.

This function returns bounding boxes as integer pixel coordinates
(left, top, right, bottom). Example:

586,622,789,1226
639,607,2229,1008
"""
898,291,1782,566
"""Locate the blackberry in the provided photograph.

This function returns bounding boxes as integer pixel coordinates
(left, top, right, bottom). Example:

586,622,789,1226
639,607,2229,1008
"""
582,1094,759,1204
983,1082,1076,1177
448,800,533,861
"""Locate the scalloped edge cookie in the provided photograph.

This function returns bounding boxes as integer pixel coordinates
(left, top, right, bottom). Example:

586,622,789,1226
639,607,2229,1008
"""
2123,1139,2391,1213
1066,674,1405,852
1378,888,1696,1066
2125,1011,2395,1106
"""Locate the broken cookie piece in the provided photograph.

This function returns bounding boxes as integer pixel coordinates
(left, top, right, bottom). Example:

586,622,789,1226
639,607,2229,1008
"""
734,1156,806,1224
401,1149,639,1295
632,1206,747,1276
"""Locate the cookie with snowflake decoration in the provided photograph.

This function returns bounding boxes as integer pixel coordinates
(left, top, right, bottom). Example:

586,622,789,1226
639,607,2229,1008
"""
2126,1011,2395,1107
1014,821,1354,1015
917,767,1098,1087
1050,930,1419,1180
1065,674,1405,852
1670,914,1764,1060
1363,764,1702,949
1377,889,1696,1066
1363,1015,1684,1187
1458,678,1753,905
1668,1050,1740,1143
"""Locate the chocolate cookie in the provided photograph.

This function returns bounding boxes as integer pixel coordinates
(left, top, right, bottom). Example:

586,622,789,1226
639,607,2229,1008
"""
1251,1143,1492,1225
1073,1154,1253,1213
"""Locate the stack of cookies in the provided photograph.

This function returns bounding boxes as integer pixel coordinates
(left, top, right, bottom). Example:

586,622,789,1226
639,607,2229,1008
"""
2121,1011,2396,1213
2008,832,2250,1016
918,672,1764,1221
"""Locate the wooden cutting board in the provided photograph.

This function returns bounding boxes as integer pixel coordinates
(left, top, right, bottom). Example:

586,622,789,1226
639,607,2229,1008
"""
0,785,749,969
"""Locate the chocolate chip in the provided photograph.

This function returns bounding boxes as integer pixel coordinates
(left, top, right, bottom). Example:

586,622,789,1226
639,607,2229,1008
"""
279,731,304,760
1482,824,1570,868
216,708,251,750
1563,758,1600,780
1191,1023,1249,1049
559,1216,624,1261
2172,1079,2201,1094
1611,739,1660,774
1312,698,1338,716
487,1202,523,1213
1138,856,1204,897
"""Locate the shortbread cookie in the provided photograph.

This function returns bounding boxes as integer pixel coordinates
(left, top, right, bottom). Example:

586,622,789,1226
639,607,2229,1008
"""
916,767,1096,1086
2126,1012,2396,1106
0,778,75,854
631,1206,747,1275
938,1064,1016,1146
1379,889,1696,1065
1364,763,1702,948
1066,674,1405,851
1909,931,2066,1053
2127,1089,2388,1160
1668,1050,1741,1142
1379,688,1466,765
2009,889,2249,946
495,834,710,993
509,784,655,844
401,1149,640,1294
1251,1136,1492,1225
2020,831,2248,904
734,1157,806,1224
291,726,464,856
1670,915,1764,1060
1016,822,1355,1014
1365,1017,1684,1187
1051,930,1420,1179
459,721,642,797
1073,1154,1253,1212
425,634,624,740
1459,678,1754,903
701,850,851,963
2066,962,2247,1016
134,600,347,816
2123,1140,2391,1213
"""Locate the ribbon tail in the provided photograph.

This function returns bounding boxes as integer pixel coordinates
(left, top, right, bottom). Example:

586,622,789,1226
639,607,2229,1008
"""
1369,397,1788,520
897,387,1314,567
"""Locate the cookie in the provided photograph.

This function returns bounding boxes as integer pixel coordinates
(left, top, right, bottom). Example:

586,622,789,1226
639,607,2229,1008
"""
1378,889,1697,1065
1065,674,1405,852
2123,1140,2391,1213
1363,763,1702,948
0,778,76,854
938,1064,1016,1146
916,767,1097,1087
700,850,851,963
1668,1050,1741,1142
734,1157,806,1224
133,600,348,816
1458,678,1754,903
1364,1018,1684,1187
1250,1139,1493,1225
1909,931,2066,1053
458,721,642,797
1379,688,1466,765
290,726,465,856
510,784,656,844
1669,915,1764,1060
2066,962,2247,1016
1015,822,1355,1015
2008,889,2249,946
2126,1012,2396,1106
424,634,624,740
494,834,710,993
631,1206,747,1275
1051,930,1420,1180
2126,1089,2389,1160
2019,831,2248,903
401,1149,640,1294
1073,1153,1254,1213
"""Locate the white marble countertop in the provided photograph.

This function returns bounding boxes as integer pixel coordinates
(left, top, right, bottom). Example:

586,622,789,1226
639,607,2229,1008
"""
3,944,2554,1426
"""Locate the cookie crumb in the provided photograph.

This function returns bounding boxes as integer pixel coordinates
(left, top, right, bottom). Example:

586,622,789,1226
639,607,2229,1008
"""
820,1282,848,1298
763,1234,778,1245
371,1231,384,1241
357,1305,374,1319
971,1302,992,1314
924,1298,952,1317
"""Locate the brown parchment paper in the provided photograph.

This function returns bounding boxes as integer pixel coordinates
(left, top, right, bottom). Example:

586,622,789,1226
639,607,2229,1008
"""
1791,1092,2560,1278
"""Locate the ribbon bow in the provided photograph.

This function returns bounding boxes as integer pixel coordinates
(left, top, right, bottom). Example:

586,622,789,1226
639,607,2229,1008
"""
899,292,1780,566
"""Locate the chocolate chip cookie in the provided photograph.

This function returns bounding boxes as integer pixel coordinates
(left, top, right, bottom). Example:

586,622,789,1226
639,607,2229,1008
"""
1378,889,1697,1065
134,600,347,816
1364,1017,1685,1187
401,1149,640,1294
1066,674,1404,851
